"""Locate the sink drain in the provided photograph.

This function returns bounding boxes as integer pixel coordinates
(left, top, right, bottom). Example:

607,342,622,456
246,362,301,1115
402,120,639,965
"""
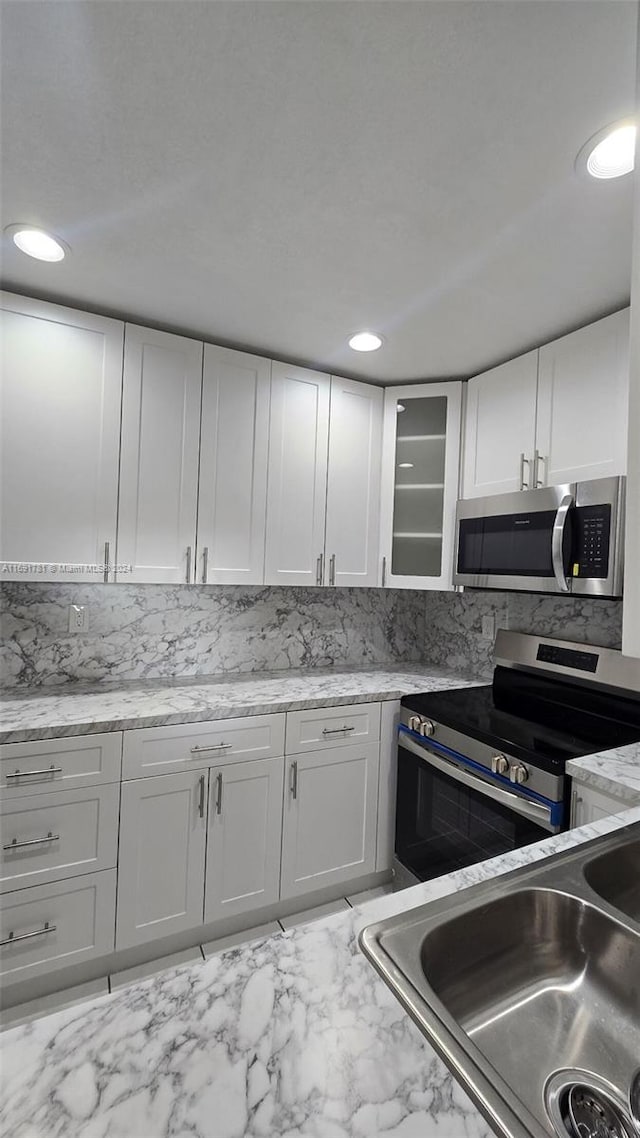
545,1071,639,1138
630,1071,640,1129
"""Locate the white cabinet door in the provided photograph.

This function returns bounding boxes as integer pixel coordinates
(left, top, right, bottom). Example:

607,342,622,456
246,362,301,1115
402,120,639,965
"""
325,377,383,587
570,781,630,828
197,346,270,585
380,382,462,590
117,324,203,583
116,770,207,949
204,756,284,923
0,292,123,581
462,351,539,498
265,363,331,586
536,309,629,486
280,742,379,900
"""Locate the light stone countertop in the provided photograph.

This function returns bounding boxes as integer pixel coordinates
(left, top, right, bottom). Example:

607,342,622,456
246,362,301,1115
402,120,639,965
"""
2,804,639,1138
568,740,640,802
0,663,481,744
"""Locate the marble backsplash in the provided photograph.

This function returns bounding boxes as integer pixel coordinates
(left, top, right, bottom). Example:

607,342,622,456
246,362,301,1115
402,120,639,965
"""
0,584,426,688
0,582,623,689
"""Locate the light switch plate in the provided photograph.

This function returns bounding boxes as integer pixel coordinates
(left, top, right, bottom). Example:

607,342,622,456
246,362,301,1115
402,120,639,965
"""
68,604,88,633
481,614,495,641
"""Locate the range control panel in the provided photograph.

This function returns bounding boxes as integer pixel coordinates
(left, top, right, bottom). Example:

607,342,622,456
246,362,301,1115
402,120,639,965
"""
573,504,611,579
536,643,599,673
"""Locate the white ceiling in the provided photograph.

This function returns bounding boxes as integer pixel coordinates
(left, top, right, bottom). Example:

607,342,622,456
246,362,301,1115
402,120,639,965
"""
0,0,637,382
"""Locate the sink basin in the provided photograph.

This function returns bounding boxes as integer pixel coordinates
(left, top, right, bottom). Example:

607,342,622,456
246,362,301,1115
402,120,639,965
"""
360,823,640,1138
584,836,640,923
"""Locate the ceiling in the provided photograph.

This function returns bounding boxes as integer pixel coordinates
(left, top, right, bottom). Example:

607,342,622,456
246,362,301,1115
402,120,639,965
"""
0,0,637,383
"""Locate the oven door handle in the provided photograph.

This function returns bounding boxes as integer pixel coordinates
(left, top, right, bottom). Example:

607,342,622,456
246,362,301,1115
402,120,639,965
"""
400,734,555,829
551,494,573,594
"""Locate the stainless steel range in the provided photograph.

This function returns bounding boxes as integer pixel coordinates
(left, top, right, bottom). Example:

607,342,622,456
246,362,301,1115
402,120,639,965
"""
394,630,640,885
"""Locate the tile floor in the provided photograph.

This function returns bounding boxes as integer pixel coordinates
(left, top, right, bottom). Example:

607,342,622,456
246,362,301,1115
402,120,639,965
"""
1,882,395,1031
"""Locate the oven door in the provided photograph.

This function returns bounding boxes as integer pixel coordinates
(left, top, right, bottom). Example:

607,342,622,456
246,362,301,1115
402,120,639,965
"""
395,734,561,884
454,485,575,594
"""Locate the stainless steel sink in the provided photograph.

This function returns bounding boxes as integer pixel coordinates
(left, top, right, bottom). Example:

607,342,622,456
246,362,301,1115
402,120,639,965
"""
360,822,640,1138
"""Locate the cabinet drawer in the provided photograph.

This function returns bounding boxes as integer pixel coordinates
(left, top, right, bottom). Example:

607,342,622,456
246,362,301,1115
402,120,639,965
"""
0,785,119,894
122,714,285,779
0,870,116,984
285,703,381,754
0,733,122,798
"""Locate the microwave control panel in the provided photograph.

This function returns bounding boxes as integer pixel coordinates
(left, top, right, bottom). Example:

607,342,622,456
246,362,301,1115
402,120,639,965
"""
573,504,611,579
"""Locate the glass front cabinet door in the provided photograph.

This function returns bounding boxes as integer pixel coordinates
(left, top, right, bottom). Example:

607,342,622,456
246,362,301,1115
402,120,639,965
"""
380,382,462,589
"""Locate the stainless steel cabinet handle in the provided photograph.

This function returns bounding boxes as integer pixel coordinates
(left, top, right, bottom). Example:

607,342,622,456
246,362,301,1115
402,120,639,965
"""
329,554,336,586
103,540,110,584
202,546,209,584
1,922,56,947
4,832,59,852
551,494,573,594
198,774,206,819
316,552,324,586
290,760,298,799
322,725,356,736
215,772,223,816
186,545,193,584
381,556,387,588
190,743,232,754
6,766,63,781
534,450,546,488
519,453,530,491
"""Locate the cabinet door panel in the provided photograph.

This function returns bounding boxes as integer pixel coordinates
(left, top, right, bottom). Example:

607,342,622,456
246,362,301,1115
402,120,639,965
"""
204,756,284,923
280,743,379,899
265,364,330,585
462,352,538,498
536,309,629,486
197,346,270,584
570,782,631,828
0,293,123,581
325,377,383,587
117,325,202,583
116,771,207,949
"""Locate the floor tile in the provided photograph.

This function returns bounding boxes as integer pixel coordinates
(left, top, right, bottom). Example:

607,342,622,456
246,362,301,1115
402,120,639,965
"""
280,897,350,930
110,946,203,991
1,977,109,1031
202,920,282,958
346,883,395,906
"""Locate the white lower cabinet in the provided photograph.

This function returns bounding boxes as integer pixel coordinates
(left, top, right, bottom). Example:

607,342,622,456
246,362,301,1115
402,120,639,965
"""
116,770,208,949
204,756,284,923
280,742,380,900
570,781,632,828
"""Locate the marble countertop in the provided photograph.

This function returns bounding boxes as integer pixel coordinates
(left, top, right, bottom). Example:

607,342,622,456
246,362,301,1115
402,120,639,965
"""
2,804,639,1138
568,740,640,802
0,664,481,744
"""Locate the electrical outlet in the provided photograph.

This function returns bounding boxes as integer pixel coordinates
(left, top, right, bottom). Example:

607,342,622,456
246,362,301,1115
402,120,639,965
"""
481,614,495,641
68,604,88,634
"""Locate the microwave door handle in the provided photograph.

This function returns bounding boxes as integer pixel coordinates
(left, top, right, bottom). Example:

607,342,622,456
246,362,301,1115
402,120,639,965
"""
551,494,573,594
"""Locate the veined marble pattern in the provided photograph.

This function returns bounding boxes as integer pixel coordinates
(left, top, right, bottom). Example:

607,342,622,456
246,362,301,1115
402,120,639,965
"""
0,665,480,743
2,807,638,1138
0,584,426,689
568,741,640,802
423,590,622,679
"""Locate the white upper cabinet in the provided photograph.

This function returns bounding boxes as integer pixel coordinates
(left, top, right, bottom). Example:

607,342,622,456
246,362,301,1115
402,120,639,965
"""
325,377,383,588
265,363,331,586
197,346,270,585
462,352,539,498
380,382,462,590
117,325,203,583
0,293,123,581
536,309,629,486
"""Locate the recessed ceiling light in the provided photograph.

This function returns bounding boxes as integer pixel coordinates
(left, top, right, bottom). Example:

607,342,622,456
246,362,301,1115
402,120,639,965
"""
576,120,636,180
397,403,406,413
398,462,414,469
348,331,383,352
6,224,68,261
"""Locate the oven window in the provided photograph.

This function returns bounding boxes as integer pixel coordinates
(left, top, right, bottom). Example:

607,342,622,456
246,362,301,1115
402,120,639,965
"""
395,745,549,882
457,511,557,576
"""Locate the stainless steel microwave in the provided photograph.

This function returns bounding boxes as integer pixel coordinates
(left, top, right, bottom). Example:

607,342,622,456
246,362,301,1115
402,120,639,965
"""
454,476,625,597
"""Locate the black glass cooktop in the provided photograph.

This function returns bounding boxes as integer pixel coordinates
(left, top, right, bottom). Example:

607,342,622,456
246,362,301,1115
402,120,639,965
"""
402,666,640,769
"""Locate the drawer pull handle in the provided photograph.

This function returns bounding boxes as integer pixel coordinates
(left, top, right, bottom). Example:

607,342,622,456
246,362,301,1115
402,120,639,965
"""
1,921,56,947
190,743,233,754
5,766,63,781
321,726,356,736
4,832,60,851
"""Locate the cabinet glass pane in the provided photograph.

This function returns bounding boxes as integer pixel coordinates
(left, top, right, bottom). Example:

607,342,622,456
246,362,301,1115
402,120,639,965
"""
391,396,447,578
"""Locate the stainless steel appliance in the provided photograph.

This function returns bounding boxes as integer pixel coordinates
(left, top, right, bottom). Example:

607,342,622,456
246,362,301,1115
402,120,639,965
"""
394,629,640,885
454,475,625,596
